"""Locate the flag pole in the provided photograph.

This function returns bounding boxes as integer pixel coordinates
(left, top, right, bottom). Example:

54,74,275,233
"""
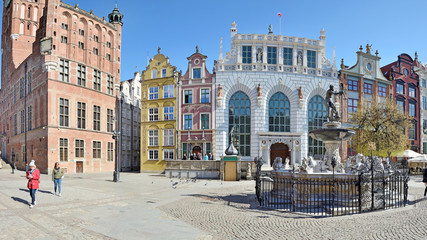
277,12,282,35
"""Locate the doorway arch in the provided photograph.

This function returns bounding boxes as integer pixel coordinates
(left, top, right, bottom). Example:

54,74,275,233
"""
270,143,290,166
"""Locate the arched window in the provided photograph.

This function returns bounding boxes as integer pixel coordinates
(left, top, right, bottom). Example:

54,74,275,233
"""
269,92,290,132
308,95,327,156
229,91,251,156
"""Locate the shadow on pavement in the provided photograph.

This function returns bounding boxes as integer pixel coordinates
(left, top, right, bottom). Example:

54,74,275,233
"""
11,196,29,205
19,188,54,195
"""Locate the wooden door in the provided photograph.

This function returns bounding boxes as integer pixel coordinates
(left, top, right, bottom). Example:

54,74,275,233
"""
76,161,83,173
225,162,237,181
270,143,290,166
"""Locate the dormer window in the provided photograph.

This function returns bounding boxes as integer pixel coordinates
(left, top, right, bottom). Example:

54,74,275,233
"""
193,68,201,79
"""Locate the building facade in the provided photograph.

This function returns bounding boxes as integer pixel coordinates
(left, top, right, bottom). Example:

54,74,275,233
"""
382,54,420,152
339,45,393,158
120,72,141,171
413,53,427,153
177,47,215,160
214,22,339,166
0,0,123,173
140,48,178,172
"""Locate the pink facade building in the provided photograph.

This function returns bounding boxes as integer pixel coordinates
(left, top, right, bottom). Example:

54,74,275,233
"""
177,47,215,160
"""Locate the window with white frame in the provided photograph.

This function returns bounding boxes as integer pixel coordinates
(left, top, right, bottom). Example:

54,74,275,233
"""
163,106,174,120
201,113,209,129
149,87,159,100
184,90,192,104
163,85,174,98
396,83,404,94
193,68,201,79
152,69,157,79
149,150,158,160
163,149,174,160
409,86,416,98
148,130,158,146
423,96,426,110
201,89,210,103
184,114,192,130
164,129,174,146
161,69,167,78
149,108,159,121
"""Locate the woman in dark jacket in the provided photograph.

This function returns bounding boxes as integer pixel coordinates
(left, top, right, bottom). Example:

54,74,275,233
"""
423,168,427,197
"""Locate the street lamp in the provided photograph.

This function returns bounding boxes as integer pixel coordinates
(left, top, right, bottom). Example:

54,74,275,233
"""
113,84,122,182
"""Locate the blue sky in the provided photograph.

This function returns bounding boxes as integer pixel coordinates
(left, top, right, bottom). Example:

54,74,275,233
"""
2,0,427,82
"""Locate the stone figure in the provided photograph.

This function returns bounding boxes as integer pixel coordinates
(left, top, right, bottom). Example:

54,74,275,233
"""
298,86,303,99
299,157,309,172
366,44,372,54
256,48,263,63
308,156,317,168
217,84,223,97
297,51,303,66
268,24,273,34
257,83,262,97
284,157,290,169
246,162,252,179
273,157,283,171
325,85,343,121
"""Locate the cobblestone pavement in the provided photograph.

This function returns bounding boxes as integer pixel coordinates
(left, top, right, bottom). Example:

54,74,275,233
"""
1,168,427,240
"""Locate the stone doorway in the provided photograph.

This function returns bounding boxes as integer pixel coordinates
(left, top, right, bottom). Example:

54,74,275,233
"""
192,146,202,160
270,143,290,166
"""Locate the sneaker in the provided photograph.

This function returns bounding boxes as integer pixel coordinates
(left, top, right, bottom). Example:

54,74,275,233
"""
29,204,33,208
58,193,61,197
34,201,37,205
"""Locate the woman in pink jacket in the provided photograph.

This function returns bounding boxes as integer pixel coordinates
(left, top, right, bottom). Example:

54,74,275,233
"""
26,160,40,208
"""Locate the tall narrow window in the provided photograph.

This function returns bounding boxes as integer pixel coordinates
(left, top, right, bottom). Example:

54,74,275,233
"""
409,102,416,117
108,142,114,161
184,115,192,130
93,105,101,131
242,46,252,64
307,50,316,68
409,86,416,98
201,113,209,129
308,95,327,156
107,75,114,95
93,35,99,42
78,29,85,36
184,90,192,104
268,92,290,132
59,59,69,82
27,106,32,131
27,72,32,94
348,98,358,119
229,91,251,156
78,41,84,49
77,65,86,87
163,129,174,146
59,138,68,162
14,114,17,136
75,139,84,158
20,78,25,99
93,70,101,91
283,48,293,65
267,47,277,64
93,48,99,55
59,98,69,127
152,69,157,79
107,109,114,132
201,89,210,103
92,141,101,158
20,110,25,133
77,102,86,129
161,69,167,78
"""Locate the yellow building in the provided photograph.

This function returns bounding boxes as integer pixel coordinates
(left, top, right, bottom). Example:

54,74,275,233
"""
140,48,178,172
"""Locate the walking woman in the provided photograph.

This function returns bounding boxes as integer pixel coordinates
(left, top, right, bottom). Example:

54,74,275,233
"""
423,167,427,198
26,160,40,208
52,162,64,196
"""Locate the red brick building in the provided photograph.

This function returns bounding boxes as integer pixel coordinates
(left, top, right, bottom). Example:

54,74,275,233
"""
381,54,420,152
0,0,123,173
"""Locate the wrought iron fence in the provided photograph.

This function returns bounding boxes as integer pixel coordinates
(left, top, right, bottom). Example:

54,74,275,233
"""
254,157,409,217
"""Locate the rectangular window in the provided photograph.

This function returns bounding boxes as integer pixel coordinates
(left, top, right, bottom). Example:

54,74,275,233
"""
93,48,99,55
182,143,188,159
106,53,111,61
59,59,69,82
423,96,427,110
78,41,84,49
423,79,426,88
60,36,68,44
61,23,68,30
163,106,174,120
184,90,192,104
242,46,252,64
193,68,201,79
283,48,293,66
148,130,159,146
396,83,404,94
93,70,101,91
93,35,99,42
20,110,25,133
78,29,84,36
409,103,416,117
20,78,25,99
409,123,416,140
201,89,210,103
307,50,316,68
184,114,192,130
14,114,17,136
397,100,405,112
163,149,174,160
27,106,32,131
77,102,86,129
201,113,209,129
206,143,211,154
13,85,17,103
161,68,167,78
59,98,69,127
107,75,114,95
149,108,159,121
348,79,358,91
75,139,84,158
77,64,86,87
107,142,114,161
163,129,174,146
163,85,174,98
378,86,387,97
148,150,159,160
59,138,68,162
93,105,101,131
152,70,157,79
364,83,372,94
409,87,416,98
348,98,358,118
149,87,159,100
107,109,114,132
267,47,277,64
92,141,101,159
27,72,32,94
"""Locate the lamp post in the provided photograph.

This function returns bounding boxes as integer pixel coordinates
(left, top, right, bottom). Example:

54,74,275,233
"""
113,84,122,182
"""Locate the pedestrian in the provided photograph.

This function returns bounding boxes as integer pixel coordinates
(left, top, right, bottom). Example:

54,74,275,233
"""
209,152,213,160
423,167,427,198
190,154,194,160
52,162,64,196
26,160,40,208
182,154,187,160
204,154,208,161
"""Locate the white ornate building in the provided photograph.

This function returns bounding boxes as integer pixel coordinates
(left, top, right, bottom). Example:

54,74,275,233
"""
120,72,142,171
214,22,339,167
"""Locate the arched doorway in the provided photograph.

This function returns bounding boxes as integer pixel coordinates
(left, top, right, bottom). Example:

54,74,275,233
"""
192,146,202,159
270,143,290,166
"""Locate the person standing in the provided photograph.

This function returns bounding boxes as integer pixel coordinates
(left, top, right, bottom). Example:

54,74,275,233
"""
204,154,208,161
26,160,40,208
423,167,427,198
52,162,64,196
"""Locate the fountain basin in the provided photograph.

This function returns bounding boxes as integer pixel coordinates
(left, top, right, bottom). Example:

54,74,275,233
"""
309,128,355,142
